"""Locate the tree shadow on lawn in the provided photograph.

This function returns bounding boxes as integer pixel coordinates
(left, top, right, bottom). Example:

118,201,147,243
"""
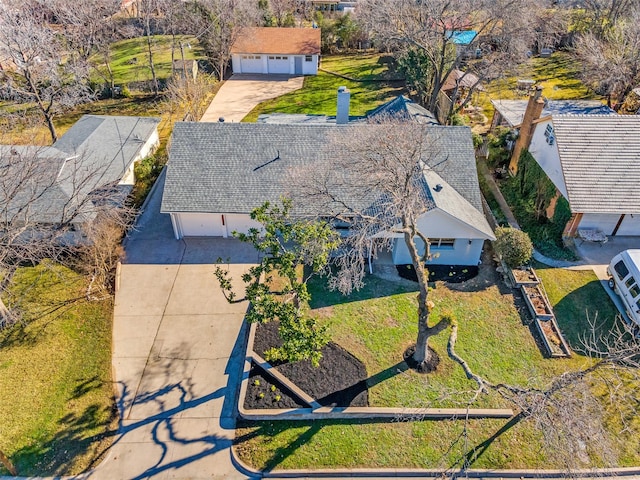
235,412,524,473
308,273,418,309
551,281,621,355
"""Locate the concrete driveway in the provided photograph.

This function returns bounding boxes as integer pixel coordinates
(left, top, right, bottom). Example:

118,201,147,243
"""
92,171,259,480
200,74,304,123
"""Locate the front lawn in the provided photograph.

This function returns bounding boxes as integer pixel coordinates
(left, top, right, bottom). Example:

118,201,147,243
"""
235,262,640,470
0,262,115,476
242,53,406,122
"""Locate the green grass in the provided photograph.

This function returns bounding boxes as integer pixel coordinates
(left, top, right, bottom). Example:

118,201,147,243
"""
92,35,206,86
235,267,640,470
478,51,602,131
0,262,115,476
242,53,406,122
534,263,620,350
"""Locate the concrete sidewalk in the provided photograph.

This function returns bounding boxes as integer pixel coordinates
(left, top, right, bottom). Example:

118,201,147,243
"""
200,74,304,123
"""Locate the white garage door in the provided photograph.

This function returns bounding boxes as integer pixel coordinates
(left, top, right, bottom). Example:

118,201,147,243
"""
268,55,290,74
617,214,640,236
579,213,619,235
240,55,263,74
225,214,263,236
178,213,224,237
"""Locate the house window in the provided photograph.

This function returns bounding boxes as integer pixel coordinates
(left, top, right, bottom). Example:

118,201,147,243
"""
305,55,313,62
431,238,455,249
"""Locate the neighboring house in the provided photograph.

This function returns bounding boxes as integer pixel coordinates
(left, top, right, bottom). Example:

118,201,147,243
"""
1,115,160,237
490,98,614,131
160,122,495,267
525,114,640,237
230,27,321,75
447,30,478,58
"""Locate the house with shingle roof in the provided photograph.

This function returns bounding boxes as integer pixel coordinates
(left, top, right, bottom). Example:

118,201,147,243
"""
230,27,321,75
1,115,160,238
527,114,640,237
160,122,495,266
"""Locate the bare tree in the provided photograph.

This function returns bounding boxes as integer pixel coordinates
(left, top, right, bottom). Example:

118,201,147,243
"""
269,0,297,27
164,73,217,121
0,145,136,326
45,0,123,96
446,316,640,471
573,0,640,37
574,6,640,107
0,1,94,142
189,0,260,81
290,120,463,370
356,0,543,123
137,0,160,95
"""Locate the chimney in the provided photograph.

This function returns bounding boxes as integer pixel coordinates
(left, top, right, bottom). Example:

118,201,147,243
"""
508,86,545,175
336,86,350,124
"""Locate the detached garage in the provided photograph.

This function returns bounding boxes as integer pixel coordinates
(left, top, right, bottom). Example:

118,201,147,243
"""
231,27,320,75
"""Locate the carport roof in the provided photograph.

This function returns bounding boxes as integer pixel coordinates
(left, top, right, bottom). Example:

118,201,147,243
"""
231,27,321,55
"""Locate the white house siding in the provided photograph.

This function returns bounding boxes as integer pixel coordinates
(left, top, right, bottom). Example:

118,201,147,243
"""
616,214,640,236
390,210,488,265
578,213,620,235
302,55,319,74
119,129,160,186
528,119,568,198
392,237,484,265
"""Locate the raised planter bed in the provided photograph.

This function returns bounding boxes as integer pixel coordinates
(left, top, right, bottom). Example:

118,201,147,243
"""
533,317,571,358
521,284,554,320
520,284,571,358
509,267,540,287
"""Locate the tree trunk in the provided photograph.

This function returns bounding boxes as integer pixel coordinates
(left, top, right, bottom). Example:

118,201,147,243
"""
0,448,17,476
404,224,450,368
145,16,159,95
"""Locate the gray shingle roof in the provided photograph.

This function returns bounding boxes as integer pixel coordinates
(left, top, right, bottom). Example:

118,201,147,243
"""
367,96,439,125
161,122,491,236
492,99,614,127
552,115,640,214
1,115,160,225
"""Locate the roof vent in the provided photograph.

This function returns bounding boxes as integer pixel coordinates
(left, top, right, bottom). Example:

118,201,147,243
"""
218,117,225,123
433,184,443,192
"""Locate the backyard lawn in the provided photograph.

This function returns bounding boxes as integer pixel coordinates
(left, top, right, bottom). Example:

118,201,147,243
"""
0,263,115,476
242,53,406,122
477,51,603,132
92,35,206,87
235,260,639,471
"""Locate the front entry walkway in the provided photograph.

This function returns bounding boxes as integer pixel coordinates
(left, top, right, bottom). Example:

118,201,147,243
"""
200,74,304,123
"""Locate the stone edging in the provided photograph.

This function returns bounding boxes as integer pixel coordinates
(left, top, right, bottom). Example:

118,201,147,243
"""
237,323,514,421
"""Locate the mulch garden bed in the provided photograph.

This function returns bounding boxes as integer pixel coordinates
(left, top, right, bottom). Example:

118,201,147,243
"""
396,264,479,283
249,321,369,408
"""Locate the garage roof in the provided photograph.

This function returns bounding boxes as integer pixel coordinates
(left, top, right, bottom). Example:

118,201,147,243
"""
552,114,640,214
231,27,321,55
